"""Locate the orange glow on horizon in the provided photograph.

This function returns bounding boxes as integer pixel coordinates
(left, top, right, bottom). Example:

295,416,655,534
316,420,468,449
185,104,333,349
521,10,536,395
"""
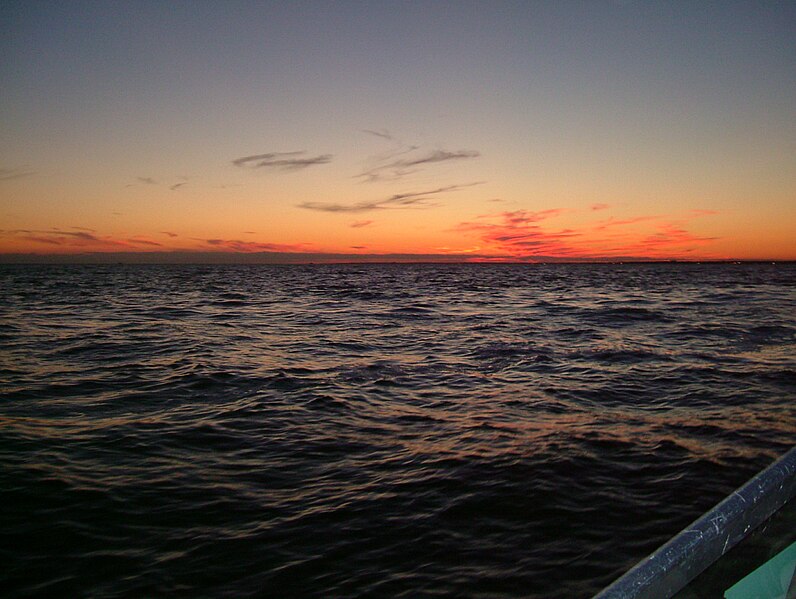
2,201,794,262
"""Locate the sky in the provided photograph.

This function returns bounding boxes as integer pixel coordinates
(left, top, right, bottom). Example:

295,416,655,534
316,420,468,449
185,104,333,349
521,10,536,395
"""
1,0,794,261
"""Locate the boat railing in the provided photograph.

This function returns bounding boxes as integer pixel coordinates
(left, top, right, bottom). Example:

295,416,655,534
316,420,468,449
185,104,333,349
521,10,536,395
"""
594,446,796,598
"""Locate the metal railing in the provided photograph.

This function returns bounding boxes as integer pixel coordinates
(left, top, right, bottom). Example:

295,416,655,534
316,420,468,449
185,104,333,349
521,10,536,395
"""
594,446,796,598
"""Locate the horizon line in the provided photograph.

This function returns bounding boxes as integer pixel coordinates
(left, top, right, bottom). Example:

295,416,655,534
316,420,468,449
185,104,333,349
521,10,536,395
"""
0,251,792,265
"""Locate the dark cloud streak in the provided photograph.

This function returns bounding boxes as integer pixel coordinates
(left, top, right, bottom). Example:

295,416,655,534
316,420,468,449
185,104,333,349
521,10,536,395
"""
400,149,480,168
22,236,63,245
362,129,394,141
232,151,332,171
197,238,310,253
358,130,481,182
0,168,35,181
359,148,480,182
298,182,483,213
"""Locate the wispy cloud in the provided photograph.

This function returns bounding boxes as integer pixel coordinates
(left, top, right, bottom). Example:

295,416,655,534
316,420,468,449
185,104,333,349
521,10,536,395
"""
455,209,580,257
3,227,160,250
33,232,126,246
350,220,374,228
456,207,720,259
640,223,717,249
130,176,188,190
127,238,162,247
200,238,310,252
359,148,480,182
0,168,35,182
22,235,63,245
496,209,568,224
362,129,394,141
2,226,320,255
298,182,483,213
358,130,480,182
232,151,332,171
54,230,103,241
593,215,660,231
404,149,480,168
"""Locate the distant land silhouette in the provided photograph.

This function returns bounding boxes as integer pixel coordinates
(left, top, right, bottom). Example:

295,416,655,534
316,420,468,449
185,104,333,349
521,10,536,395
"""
0,251,791,265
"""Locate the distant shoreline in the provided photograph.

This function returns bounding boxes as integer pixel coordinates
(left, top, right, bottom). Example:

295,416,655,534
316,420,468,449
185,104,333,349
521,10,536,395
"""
0,252,792,266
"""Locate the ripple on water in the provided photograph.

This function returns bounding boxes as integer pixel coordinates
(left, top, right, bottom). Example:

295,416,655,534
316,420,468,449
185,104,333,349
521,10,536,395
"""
0,263,794,598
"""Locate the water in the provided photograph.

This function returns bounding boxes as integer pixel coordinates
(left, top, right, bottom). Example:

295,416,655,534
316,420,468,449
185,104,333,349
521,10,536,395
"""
1,263,794,597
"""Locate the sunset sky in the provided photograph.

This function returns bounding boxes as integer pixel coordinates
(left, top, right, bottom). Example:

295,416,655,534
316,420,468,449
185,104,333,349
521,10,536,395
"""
1,1,794,261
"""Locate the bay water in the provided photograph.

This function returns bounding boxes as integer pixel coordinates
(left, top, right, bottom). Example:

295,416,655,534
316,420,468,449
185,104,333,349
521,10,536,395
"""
1,263,794,597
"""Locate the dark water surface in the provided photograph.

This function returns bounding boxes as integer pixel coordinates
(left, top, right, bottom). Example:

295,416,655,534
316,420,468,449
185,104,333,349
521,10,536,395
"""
1,263,794,597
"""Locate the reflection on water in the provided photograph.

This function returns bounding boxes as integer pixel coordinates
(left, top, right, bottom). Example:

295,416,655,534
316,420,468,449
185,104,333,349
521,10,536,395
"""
1,263,794,597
